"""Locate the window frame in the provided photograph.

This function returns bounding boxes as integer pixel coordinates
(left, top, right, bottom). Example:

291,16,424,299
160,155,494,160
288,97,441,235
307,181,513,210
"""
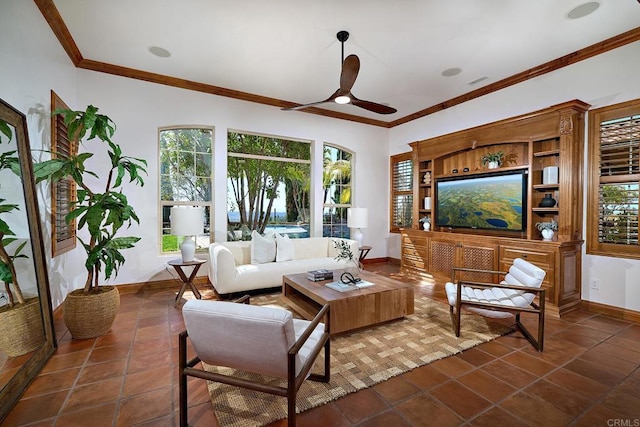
158,126,214,255
322,143,353,239
587,99,640,260
390,152,414,233
226,130,312,240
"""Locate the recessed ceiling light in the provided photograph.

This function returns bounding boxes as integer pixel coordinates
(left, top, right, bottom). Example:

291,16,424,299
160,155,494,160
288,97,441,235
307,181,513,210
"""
441,68,462,77
148,46,171,58
566,2,600,19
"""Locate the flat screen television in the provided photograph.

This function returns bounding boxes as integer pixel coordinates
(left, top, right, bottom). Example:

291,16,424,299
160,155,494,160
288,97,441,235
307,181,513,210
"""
435,169,528,232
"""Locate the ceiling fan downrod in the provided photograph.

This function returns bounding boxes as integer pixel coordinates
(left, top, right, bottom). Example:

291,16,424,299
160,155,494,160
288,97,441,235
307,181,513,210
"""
336,30,349,65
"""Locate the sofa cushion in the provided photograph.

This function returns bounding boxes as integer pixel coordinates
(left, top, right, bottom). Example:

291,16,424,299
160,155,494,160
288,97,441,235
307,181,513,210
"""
251,230,276,264
291,237,329,260
275,233,295,262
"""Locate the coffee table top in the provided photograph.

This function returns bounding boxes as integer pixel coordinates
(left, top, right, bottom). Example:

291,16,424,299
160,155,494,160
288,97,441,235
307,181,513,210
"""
283,269,413,304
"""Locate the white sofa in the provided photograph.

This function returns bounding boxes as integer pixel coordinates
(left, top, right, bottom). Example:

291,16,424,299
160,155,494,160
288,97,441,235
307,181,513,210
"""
208,237,359,295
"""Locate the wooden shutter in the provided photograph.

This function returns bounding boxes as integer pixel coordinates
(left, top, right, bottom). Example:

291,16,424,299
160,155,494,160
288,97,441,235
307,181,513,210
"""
390,153,413,232
51,91,77,256
587,100,640,258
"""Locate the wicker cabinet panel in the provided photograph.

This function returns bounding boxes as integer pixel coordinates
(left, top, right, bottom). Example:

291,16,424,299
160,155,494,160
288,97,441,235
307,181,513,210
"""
459,244,498,282
429,239,456,279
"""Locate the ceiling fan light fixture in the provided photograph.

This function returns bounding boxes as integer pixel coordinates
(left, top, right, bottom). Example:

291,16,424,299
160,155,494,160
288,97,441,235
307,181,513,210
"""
335,95,351,104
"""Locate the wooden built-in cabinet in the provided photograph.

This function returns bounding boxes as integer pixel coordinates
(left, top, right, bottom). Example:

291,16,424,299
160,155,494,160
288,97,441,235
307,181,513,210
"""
402,100,589,317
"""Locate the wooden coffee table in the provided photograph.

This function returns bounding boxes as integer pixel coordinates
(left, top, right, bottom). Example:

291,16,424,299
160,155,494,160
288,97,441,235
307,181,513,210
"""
281,270,414,335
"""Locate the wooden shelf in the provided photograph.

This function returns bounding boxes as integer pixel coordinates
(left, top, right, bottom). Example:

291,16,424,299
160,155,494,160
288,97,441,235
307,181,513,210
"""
533,149,560,157
533,184,559,190
532,207,559,213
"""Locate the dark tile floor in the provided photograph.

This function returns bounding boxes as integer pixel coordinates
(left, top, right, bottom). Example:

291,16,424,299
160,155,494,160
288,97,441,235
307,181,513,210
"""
3,262,640,426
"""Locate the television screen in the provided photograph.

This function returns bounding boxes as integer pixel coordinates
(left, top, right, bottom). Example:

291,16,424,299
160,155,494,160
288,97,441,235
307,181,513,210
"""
435,169,527,231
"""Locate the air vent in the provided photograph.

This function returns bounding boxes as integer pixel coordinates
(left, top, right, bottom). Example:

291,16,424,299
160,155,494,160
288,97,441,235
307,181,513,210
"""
467,76,488,86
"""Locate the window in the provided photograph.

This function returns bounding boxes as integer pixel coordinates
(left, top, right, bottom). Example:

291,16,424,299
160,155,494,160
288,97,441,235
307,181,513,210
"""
587,99,640,259
390,152,413,233
50,91,77,256
322,144,352,238
227,131,311,240
159,127,213,253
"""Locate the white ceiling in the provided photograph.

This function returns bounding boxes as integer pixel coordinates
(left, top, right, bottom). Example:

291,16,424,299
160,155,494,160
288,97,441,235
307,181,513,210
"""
52,0,640,123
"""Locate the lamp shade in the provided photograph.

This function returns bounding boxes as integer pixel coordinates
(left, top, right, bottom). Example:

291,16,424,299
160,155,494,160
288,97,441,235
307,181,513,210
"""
171,206,204,263
170,206,204,236
347,208,368,229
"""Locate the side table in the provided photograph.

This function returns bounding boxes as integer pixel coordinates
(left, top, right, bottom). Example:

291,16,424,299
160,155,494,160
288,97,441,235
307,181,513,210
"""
168,258,207,307
358,245,372,269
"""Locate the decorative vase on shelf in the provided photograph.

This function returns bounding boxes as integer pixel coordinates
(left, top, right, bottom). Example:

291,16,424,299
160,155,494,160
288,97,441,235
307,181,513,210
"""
487,161,499,169
423,219,431,231
424,197,432,210
423,171,431,185
538,193,557,208
541,229,554,241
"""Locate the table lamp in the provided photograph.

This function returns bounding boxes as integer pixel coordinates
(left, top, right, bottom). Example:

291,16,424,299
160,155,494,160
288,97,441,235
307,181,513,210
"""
170,206,204,262
347,207,368,248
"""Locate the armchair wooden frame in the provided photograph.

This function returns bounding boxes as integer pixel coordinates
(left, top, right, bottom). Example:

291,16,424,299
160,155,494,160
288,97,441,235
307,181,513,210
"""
449,267,546,352
178,295,331,427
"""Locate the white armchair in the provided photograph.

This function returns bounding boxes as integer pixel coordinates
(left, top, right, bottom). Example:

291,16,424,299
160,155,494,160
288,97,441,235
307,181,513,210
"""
445,258,546,351
178,296,330,426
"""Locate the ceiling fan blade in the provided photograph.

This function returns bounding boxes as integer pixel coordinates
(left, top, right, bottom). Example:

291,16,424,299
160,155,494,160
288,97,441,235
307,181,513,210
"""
281,89,340,111
340,54,360,93
350,94,397,115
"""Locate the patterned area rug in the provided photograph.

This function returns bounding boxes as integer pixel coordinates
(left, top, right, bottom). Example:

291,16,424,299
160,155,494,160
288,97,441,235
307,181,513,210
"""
204,292,510,427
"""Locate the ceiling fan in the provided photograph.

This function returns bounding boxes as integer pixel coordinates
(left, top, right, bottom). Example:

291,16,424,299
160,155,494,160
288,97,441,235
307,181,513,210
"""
282,31,397,115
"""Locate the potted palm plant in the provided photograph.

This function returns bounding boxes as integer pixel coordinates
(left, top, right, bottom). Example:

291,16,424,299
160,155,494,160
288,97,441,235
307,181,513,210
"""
49,105,147,339
0,120,45,356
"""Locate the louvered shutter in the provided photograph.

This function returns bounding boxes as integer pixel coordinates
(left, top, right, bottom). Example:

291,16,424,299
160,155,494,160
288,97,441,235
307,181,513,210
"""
391,154,413,231
51,91,77,256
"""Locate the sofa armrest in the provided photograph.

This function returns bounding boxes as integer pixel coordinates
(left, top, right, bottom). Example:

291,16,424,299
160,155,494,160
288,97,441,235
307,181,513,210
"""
208,243,239,293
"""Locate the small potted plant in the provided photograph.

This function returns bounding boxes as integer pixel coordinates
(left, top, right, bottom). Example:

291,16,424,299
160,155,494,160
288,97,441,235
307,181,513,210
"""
419,216,431,231
333,239,359,275
480,151,504,169
536,220,558,241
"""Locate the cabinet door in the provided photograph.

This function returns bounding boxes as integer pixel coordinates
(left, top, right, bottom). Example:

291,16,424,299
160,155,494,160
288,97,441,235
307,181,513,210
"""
458,243,498,282
401,232,429,273
430,239,497,282
499,245,555,303
429,239,457,280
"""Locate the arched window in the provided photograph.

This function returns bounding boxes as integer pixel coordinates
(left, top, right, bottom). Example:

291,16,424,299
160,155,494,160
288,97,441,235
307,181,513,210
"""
322,144,353,238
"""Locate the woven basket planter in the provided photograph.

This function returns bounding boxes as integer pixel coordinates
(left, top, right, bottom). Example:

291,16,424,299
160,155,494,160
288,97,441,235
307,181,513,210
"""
63,286,120,339
0,297,45,357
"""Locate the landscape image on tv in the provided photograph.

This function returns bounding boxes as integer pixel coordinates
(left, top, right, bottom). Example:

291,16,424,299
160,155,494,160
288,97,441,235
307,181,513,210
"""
436,171,525,231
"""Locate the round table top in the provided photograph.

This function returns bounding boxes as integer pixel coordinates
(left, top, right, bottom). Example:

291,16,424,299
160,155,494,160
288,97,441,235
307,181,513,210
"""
167,258,207,267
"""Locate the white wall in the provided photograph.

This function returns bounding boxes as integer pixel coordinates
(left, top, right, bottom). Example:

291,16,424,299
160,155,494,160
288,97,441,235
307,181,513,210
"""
389,41,640,312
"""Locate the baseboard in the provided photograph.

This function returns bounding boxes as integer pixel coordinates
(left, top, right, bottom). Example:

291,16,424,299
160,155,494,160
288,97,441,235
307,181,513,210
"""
362,256,394,265
581,300,640,324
